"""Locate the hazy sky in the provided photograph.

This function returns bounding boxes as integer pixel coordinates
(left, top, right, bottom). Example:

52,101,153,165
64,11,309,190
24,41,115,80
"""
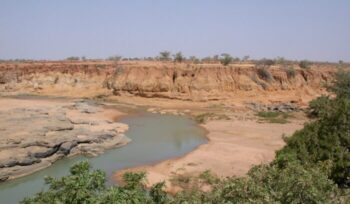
0,0,349,61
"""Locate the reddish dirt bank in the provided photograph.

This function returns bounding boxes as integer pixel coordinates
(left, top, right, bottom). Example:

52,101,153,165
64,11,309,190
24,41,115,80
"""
0,61,340,105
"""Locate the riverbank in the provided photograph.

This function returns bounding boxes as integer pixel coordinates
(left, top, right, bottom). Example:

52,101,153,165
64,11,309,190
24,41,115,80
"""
115,114,305,192
0,97,130,182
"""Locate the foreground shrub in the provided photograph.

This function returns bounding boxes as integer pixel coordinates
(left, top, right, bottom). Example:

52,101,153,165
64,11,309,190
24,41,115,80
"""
276,98,350,186
215,163,340,203
307,95,332,118
328,70,350,99
22,161,106,204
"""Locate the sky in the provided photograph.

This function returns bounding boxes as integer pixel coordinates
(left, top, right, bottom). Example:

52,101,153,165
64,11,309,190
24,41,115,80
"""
0,0,349,62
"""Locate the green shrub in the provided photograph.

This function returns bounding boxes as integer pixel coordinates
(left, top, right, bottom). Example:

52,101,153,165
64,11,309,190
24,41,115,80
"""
220,53,233,66
299,60,311,69
257,67,273,81
108,55,122,61
308,95,332,118
258,58,275,66
328,70,350,99
285,67,296,79
159,51,171,61
189,56,200,64
66,56,80,61
173,52,184,63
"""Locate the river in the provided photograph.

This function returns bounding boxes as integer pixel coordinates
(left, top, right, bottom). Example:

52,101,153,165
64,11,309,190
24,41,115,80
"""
0,110,207,203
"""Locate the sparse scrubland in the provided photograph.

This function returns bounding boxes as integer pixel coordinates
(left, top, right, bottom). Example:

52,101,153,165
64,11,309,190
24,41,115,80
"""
22,70,350,203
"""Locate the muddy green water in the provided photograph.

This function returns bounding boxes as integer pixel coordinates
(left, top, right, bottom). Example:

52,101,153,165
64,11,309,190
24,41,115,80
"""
0,112,207,204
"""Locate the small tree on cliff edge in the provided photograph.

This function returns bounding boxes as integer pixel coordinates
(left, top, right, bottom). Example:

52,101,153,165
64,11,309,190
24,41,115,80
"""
220,53,233,66
173,52,184,63
159,51,171,61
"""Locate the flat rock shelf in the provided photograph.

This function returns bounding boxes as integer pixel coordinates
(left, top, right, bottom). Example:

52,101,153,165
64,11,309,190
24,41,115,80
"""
0,110,207,204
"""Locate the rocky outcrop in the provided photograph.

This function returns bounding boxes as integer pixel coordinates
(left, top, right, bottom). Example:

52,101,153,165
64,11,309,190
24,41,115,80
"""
0,100,130,182
246,102,300,112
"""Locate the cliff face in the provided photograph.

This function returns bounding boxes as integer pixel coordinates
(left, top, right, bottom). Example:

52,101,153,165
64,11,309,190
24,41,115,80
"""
0,61,338,104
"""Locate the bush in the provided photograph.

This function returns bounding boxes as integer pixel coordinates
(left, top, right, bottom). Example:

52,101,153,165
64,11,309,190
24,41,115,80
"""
277,71,350,186
328,70,350,99
108,55,122,61
258,58,275,66
285,67,296,79
216,163,340,203
159,51,171,61
66,56,80,61
220,53,233,66
22,161,106,204
173,52,184,63
257,67,273,81
299,60,311,69
307,95,332,118
189,56,200,64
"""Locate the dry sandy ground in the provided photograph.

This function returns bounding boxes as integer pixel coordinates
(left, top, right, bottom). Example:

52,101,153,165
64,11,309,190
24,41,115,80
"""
115,118,304,191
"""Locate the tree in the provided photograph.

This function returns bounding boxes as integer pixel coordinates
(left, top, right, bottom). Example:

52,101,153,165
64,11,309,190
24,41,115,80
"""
189,56,200,64
108,55,122,61
242,55,250,61
66,56,80,61
213,55,219,62
173,52,184,63
220,53,233,66
159,51,171,61
275,56,286,65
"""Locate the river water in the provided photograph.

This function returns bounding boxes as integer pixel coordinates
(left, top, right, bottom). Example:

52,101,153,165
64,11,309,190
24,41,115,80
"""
0,111,207,203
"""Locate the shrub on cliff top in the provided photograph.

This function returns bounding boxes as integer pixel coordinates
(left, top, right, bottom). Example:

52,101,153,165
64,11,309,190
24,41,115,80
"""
108,55,122,61
299,60,311,69
220,53,233,66
285,67,296,79
173,52,184,63
159,51,171,61
257,67,273,82
66,56,80,61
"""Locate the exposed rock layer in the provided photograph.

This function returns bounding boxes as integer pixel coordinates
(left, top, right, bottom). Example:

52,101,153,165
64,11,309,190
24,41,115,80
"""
0,99,129,182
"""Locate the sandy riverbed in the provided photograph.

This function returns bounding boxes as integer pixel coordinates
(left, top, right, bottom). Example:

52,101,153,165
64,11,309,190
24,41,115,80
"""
115,117,304,192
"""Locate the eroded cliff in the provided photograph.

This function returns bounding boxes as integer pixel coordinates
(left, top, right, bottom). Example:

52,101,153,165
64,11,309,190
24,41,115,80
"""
0,61,341,104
